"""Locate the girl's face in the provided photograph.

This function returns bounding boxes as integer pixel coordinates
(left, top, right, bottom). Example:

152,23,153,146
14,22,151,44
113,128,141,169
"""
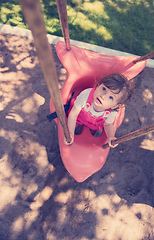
93,83,124,112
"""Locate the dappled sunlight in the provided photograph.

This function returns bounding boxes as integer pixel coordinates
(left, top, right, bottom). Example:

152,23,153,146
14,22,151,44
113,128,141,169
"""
55,189,72,204
11,52,37,70
11,92,45,124
93,194,114,212
68,8,96,31
1,0,154,55
0,185,18,210
140,134,154,151
25,180,38,196
0,140,52,210
6,113,24,123
58,177,70,186
0,32,62,237
34,145,49,168
75,190,96,211
11,216,24,234
57,205,67,227
89,191,154,240
1,4,23,27
0,162,20,209
96,202,153,240
96,26,112,41
2,171,153,240
75,201,90,211
46,18,60,33
48,176,153,240
91,180,98,186
140,116,146,123
124,118,129,123
83,189,96,200
106,0,151,13
0,129,18,143
24,210,39,229
0,154,12,178
83,1,109,19
11,209,39,238
21,93,45,113
30,186,53,210
67,5,112,41
143,88,153,104
46,230,57,240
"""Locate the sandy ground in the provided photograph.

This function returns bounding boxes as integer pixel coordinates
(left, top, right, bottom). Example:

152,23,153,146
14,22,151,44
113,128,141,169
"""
0,32,154,240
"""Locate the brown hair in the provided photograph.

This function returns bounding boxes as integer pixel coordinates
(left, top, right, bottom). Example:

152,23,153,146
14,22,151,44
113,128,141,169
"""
96,73,134,108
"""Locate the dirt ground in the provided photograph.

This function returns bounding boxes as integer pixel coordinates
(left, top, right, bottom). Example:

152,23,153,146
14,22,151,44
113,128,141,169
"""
0,32,154,240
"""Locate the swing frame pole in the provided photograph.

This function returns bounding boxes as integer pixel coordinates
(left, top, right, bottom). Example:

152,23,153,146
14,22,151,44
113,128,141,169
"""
102,122,154,149
19,0,71,143
56,0,71,51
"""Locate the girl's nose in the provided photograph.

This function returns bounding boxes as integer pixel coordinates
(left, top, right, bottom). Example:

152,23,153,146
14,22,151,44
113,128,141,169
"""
101,92,106,98
100,95,105,101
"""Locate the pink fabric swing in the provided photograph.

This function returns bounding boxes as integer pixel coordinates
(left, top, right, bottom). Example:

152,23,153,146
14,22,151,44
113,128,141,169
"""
50,41,146,182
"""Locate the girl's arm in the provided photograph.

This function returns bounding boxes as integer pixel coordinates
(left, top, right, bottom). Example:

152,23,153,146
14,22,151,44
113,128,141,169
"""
64,105,80,145
104,122,118,148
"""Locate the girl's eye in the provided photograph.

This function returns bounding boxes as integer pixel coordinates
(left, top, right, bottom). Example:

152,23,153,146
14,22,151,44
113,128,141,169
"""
103,87,106,92
109,96,113,100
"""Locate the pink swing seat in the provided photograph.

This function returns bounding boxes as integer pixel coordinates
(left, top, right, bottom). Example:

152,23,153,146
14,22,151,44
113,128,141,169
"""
50,41,146,182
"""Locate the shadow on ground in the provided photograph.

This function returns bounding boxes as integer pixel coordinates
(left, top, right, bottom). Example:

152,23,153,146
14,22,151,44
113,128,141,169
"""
0,33,154,240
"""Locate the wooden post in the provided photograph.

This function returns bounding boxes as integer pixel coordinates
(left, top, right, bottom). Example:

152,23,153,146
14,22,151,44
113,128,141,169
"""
56,0,71,51
102,123,154,149
19,0,71,143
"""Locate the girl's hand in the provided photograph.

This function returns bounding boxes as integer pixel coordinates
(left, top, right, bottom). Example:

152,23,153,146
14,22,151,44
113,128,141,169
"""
108,137,118,148
64,133,74,146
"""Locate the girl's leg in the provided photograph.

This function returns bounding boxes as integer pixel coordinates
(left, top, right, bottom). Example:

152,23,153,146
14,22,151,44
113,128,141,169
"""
75,124,83,135
90,129,103,137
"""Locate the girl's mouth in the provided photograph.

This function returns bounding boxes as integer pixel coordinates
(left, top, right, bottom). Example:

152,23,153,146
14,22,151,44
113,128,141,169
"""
96,97,102,104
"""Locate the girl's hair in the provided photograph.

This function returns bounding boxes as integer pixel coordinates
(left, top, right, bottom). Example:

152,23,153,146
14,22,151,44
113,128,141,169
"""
96,73,134,107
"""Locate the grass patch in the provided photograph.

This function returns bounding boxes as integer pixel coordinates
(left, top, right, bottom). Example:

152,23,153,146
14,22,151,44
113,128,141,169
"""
0,0,154,56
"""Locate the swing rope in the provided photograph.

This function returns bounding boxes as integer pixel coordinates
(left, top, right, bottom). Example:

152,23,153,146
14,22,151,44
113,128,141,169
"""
56,0,71,51
133,51,154,64
102,123,154,149
19,0,71,143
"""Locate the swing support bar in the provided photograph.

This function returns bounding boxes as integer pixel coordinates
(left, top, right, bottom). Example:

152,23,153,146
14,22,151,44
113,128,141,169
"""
19,0,71,143
56,0,71,51
102,122,154,149
133,51,154,63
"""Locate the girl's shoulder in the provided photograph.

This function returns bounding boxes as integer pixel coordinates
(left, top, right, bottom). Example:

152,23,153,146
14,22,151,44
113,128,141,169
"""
76,88,92,102
80,88,93,96
74,88,92,109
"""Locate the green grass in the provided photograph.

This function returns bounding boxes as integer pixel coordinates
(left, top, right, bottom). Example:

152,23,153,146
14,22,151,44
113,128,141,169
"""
0,0,154,56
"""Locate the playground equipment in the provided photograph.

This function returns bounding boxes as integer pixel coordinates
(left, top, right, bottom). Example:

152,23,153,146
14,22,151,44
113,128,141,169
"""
20,0,154,182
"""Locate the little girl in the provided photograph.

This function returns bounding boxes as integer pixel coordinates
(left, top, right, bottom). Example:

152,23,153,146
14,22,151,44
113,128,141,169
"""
64,73,133,147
